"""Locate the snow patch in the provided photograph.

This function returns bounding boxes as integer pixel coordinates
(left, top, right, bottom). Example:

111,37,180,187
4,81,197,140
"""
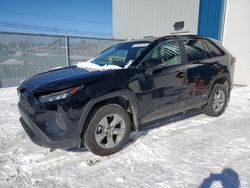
1,86,250,187
50,66,62,70
124,60,134,69
116,176,125,183
77,59,122,72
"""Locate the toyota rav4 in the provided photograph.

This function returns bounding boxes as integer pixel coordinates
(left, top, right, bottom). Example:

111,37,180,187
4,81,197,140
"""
18,35,235,156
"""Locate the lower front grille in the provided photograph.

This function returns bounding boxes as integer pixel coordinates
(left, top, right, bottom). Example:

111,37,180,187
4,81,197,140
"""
20,118,36,139
19,97,34,115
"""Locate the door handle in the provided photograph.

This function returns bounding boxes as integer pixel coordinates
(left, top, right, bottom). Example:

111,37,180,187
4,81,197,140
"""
176,71,185,78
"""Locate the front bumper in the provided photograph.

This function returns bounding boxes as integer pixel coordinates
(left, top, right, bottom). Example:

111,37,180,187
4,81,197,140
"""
18,104,81,149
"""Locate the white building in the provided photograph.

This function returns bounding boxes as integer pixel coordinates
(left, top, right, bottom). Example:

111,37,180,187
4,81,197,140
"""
113,0,250,85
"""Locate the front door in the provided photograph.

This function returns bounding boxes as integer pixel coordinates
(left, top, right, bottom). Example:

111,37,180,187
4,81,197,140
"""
136,40,188,123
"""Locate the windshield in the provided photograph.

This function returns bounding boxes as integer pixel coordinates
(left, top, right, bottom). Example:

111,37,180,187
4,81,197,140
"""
91,42,149,68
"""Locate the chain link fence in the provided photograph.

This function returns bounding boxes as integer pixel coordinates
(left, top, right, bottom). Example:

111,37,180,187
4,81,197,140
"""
0,32,122,88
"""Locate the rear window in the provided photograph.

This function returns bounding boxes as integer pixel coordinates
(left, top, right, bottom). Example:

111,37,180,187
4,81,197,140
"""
183,39,207,62
205,40,225,57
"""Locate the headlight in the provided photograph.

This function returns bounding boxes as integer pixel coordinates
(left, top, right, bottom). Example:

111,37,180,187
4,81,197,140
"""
39,86,81,103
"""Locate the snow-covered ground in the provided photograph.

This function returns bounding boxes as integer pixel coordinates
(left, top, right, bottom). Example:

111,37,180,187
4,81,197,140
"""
0,86,250,188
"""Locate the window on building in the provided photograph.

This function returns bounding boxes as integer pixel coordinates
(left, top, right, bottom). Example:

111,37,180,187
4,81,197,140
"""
183,39,207,62
146,40,181,67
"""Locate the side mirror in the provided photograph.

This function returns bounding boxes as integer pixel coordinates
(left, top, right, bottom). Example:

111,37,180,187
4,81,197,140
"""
145,58,165,76
145,67,154,76
147,58,163,68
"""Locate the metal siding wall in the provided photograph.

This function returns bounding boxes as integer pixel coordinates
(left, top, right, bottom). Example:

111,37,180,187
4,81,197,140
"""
223,0,250,85
112,0,200,40
198,0,225,40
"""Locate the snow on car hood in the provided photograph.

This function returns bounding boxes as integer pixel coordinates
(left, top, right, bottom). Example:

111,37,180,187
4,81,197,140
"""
77,59,122,72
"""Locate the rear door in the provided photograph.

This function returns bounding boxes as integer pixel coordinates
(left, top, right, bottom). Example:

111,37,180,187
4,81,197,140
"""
180,38,220,108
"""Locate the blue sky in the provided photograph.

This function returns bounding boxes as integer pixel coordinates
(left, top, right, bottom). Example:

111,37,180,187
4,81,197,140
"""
0,0,112,38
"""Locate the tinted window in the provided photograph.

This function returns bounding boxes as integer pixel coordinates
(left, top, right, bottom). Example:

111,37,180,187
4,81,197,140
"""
202,40,213,59
146,40,181,67
205,40,224,57
183,39,206,62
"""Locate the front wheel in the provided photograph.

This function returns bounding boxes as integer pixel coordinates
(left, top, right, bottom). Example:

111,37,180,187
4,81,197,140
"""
203,84,229,117
83,104,131,156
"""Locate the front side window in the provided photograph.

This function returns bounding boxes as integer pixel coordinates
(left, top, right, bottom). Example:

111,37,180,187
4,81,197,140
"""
145,40,181,67
183,39,207,62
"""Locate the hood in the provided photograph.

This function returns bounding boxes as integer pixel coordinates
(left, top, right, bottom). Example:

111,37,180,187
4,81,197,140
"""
20,66,115,93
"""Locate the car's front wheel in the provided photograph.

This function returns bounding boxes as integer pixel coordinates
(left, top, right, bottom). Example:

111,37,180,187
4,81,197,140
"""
83,104,131,156
203,83,229,117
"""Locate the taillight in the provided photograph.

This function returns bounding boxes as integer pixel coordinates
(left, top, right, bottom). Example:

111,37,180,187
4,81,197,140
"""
231,57,236,65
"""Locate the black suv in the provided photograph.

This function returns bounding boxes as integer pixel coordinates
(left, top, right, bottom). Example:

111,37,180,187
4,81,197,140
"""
18,35,235,156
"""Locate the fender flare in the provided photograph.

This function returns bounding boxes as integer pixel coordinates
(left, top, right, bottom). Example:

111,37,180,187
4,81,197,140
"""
77,89,139,135
207,73,232,98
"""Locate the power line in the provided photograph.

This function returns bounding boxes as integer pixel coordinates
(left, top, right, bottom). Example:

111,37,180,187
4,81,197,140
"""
0,21,112,37
0,24,111,37
0,9,112,25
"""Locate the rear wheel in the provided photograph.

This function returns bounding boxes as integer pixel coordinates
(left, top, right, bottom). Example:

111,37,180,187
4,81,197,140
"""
203,84,229,117
83,104,131,156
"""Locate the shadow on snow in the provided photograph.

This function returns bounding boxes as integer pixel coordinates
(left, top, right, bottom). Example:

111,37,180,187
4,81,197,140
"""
199,168,240,188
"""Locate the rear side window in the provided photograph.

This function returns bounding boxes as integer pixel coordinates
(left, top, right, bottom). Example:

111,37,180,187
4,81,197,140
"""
183,39,207,62
205,40,225,57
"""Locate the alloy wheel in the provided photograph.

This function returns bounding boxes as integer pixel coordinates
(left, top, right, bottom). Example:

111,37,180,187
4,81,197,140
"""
212,89,226,113
95,114,126,149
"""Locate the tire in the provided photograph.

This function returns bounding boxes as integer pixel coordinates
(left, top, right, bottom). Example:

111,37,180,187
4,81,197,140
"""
203,83,229,117
83,104,131,156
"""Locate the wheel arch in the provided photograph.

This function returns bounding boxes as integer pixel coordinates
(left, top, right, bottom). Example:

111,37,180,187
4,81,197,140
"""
77,89,139,138
208,74,231,99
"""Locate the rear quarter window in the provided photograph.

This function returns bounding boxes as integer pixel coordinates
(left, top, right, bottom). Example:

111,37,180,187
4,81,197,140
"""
205,40,225,57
